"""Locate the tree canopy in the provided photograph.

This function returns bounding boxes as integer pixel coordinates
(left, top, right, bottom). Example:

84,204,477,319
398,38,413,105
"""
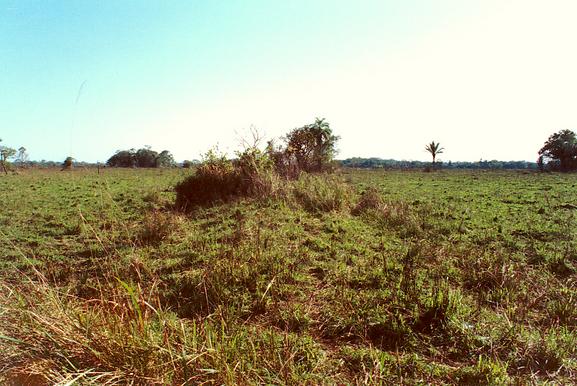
106,147,176,168
538,130,577,172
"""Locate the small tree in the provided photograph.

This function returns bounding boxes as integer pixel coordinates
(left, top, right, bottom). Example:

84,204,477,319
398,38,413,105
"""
16,147,29,165
0,139,16,174
425,141,444,167
155,150,176,168
284,118,339,173
62,156,74,170
538,130,577,172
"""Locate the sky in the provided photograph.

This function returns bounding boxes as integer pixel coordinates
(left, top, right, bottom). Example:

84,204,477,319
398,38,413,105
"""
1,0,577,163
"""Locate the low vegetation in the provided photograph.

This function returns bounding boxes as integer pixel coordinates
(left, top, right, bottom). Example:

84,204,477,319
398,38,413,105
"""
1,166,575,384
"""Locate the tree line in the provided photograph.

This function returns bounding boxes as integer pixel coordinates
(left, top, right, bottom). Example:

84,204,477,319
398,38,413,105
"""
1,129,576,172
341,158,538,170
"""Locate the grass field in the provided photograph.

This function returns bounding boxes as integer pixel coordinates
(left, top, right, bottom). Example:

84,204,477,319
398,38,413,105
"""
1,168,576,384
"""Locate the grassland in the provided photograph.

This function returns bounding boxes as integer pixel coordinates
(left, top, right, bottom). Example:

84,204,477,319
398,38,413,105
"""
0,168,576,384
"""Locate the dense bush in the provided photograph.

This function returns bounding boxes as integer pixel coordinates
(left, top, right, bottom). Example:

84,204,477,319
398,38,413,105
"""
175,150,240,209
175,148,282,209
236,148,283,198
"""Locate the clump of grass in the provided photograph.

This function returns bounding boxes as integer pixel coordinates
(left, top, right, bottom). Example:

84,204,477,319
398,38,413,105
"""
0,274,174,384
353,187,422,235
352,186,385,215
138,209,182,245
142,190,170,210
292,174,351,213
546,286,577,327
461,252,519,295
514,328,577,376
236,147,285,199
455,355,510,385
0,272,330,384
274,303,313,333
412,284,458,334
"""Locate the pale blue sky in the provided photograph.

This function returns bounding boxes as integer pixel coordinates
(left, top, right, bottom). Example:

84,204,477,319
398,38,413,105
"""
1,0,576,162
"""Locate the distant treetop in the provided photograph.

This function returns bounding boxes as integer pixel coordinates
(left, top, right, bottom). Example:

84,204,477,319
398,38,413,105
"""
106,147,176,168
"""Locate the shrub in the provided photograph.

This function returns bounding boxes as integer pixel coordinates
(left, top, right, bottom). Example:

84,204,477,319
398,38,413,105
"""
181,160,194,168
175,151,239,209
61,156,74,170
236,147,283,198
175,148,283,209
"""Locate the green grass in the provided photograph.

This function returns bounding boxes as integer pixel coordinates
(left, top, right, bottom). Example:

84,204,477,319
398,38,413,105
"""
1,168,576,384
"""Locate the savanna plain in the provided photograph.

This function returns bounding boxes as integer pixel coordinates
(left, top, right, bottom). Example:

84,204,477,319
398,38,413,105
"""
1,168,576,385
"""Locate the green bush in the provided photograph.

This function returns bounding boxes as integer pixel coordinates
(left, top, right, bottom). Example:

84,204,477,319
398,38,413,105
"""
175,148,283,209
236,147,283,198
175,150,240,209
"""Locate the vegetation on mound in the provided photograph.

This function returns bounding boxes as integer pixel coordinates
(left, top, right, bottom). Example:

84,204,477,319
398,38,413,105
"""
175,119,340,209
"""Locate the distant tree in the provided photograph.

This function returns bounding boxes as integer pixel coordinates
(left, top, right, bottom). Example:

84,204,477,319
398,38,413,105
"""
155,150,176,168
135,146,158,168
0,139,16,174
16,147,29,165
425,141,444,166
182,160,194,168
538,129,577,172
62,156,74,170
106,147,177,168
285,118,339,173
107,150,136,167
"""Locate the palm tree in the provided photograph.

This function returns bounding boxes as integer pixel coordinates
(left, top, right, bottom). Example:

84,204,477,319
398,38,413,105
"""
311,118,335,171
425,141,444,166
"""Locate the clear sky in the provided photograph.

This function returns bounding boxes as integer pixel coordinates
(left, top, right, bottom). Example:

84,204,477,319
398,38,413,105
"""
1,0,576,162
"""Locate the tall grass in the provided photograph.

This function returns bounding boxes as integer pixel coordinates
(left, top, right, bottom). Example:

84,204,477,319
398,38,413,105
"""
292,174,352,213
0,270,328,384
